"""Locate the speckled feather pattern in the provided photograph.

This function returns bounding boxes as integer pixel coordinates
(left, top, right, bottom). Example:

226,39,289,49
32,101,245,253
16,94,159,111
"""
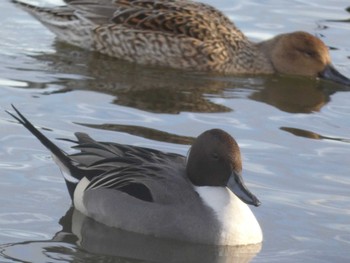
14,0,273,74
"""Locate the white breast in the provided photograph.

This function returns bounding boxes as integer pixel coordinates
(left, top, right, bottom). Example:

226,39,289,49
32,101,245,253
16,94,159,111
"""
195,186,263,246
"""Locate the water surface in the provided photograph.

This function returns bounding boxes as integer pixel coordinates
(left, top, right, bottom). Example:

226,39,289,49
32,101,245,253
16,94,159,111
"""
0,0,350,262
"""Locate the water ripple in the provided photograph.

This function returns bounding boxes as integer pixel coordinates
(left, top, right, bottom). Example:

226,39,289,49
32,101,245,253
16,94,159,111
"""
0,162,30,170
0,78,27,87
307,196,350,215
1,242,77,263
334,234,350,245
0,213,52,224
0,229,50,240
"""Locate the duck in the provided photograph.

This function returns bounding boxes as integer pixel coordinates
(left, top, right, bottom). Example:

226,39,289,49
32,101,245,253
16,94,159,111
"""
12,0,350,85
7,105,262,246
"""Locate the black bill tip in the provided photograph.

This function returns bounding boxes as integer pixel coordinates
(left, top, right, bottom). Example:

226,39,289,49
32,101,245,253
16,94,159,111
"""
227,174,261,207
319,64,350,86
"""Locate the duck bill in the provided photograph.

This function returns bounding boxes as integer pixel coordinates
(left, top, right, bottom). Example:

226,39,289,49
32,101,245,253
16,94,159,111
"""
227,173,261,207
319,64,350,86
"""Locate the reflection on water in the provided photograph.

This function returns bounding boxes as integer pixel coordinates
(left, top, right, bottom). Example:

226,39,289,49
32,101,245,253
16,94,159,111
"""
76,123,195,145
326,6,350,22
0,208,261,263
281,127,350,143
32,43,233,114
249,76,333,113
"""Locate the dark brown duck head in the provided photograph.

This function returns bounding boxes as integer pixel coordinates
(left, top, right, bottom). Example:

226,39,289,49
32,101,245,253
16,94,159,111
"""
258,31,350,86
186,129,260,207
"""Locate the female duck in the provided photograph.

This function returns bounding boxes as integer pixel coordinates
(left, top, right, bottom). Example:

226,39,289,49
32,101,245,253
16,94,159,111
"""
13,0,350,85
7,105,262,246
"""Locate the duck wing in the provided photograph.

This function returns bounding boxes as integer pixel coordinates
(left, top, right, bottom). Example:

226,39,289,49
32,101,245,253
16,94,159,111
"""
69,132,187,203
6,105,186,204
62,0,243,42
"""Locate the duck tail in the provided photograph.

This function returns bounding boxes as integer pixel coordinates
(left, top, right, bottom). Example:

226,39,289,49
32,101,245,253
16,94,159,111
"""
11,0,74,22
11,0,94,49
11,0,43,15
6,105,81,200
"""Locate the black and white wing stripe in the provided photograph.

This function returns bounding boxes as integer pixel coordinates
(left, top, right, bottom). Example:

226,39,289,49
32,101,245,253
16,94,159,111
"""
7,105,185,203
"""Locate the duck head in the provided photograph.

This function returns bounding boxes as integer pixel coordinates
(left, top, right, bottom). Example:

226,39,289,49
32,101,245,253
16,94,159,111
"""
186,129,260,207
259,31,350,86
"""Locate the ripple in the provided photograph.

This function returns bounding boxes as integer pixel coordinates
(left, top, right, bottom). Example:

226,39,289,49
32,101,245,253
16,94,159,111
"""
281,127,350,143
0,228,50,239
315,147,350,157
256,248,307,263
0,78,27,87
324,96,350,116
240,140,285,150
36,175,64,183
76,103,161,124
326,223,350,232
245,162,274,175
335,234,350,244
76,122,194,145
1,241,77,263
29,189,65,202
255,23,284,30
33,153,52,162
0,213,52,224
0,162,30,170
307,196,350,214
188,113,250,129
323,174,350,186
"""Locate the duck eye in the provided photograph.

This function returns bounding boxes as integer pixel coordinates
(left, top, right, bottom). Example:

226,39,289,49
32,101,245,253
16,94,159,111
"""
302,50,315,58
212,153,219,160
297,48,315,58
304,51,313,57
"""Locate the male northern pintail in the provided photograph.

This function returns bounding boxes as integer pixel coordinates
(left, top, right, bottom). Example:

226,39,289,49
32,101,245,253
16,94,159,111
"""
12,0,350,85
7,105,262,246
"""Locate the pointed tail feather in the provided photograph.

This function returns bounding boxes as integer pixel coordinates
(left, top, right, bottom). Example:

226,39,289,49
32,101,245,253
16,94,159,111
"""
11,0,76,21
6,105,81,199
11,0,47,15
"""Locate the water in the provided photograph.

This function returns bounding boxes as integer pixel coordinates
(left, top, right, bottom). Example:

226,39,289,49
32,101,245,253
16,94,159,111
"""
0,0,350,262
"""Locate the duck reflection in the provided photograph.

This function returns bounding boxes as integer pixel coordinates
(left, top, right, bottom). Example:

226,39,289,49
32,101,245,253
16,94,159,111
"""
75,123,195,145
249,76,338,113
326,6,350,22
35,42,233,114
280,127,350,143
0,207,262,263
19,41,348,114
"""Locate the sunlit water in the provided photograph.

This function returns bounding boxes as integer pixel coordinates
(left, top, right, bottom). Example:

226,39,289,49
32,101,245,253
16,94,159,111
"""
0,0,350,262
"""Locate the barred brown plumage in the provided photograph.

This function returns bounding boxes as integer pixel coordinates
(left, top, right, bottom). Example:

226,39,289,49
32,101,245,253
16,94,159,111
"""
11,0,350,84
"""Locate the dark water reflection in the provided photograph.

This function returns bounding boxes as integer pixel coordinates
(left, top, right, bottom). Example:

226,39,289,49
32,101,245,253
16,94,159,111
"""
326,6,350,22
0,207,261,263
76,123,195,145
249,77,333,113
32,43,233,114
280,127,350,143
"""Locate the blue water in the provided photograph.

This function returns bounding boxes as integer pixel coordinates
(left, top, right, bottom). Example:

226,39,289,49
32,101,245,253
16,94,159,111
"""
0,0,350,262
